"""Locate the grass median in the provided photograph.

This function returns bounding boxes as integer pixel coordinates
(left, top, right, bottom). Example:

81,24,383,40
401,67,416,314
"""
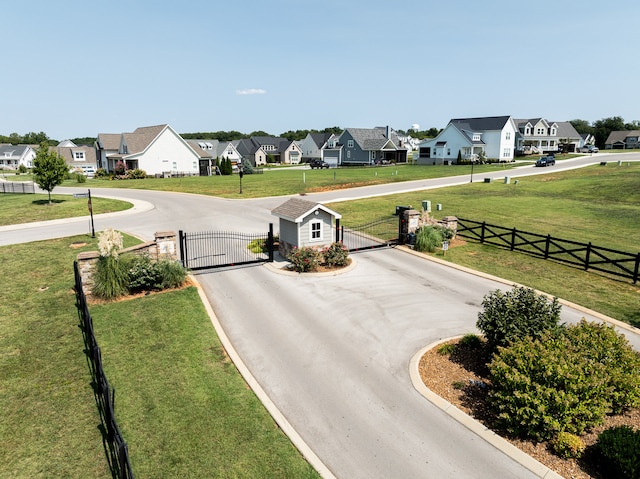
0,235,320,478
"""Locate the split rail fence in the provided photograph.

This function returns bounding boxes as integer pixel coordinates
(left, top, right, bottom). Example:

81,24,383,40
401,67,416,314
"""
456,218,640,284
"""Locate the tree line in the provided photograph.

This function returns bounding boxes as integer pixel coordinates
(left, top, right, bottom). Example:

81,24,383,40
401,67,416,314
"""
569,116,640,148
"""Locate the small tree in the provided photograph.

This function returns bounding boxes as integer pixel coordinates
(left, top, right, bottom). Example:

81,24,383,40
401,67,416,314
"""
32,142,68,204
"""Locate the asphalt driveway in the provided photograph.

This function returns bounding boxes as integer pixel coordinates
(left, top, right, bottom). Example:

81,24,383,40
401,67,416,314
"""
194,247,612,479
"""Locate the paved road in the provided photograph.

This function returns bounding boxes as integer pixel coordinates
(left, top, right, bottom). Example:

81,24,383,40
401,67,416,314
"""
2,152,639,478
194,246,640,479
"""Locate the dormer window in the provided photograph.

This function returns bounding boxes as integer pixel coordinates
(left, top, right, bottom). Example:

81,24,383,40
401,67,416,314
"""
551,128,556,135
74,151,85,160
472,133,481,141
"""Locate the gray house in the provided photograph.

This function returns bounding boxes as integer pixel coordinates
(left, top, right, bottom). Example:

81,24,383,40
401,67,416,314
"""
271,198,342,258
336,126,408,166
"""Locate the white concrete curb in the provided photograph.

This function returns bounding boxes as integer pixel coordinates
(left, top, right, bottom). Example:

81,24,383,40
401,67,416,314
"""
189,274,337,479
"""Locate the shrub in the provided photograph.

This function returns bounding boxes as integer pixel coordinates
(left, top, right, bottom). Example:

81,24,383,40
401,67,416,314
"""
476,286,561,353
488,331,611,440
550,432,585,459
126,255,186,293
18,164,28,174
93,228,128,299
126,168,147,179
288,246,322,272
434,225,455,241
75,172,87,183
563,320,640,413
322,242,349,267
596,426,640,479
459,334,482,348
94,168,108,178
437,343,456,355
414,226,442,253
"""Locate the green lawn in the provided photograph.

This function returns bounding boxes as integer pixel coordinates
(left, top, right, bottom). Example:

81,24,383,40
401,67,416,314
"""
0,235,320,478
0,193,131,226
330,163,640,326
83,163,520,198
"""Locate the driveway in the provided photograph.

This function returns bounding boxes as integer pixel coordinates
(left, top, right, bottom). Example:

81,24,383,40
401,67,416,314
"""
193,247,626,479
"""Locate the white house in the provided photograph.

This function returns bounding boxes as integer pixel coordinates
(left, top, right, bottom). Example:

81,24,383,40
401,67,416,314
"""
0,144,37,169
417,116,517,164
95,124,202,176
514,118,560,155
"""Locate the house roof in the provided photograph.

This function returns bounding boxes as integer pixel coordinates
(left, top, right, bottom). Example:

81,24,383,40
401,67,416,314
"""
342,127,405,151
95,133,121,150
553,121,581,140
450,116,511,131
271,198,341,223
51,145,97,165
605,130,640,144
0,144,32,157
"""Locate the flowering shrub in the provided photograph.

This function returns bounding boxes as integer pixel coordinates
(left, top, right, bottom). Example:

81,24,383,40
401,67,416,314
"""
322,242,349,267
288,246,322,272
94,228,128,299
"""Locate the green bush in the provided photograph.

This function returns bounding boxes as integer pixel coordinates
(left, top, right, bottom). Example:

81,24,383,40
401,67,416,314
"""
75,173,87,183
414,226,442,253
126,255,186,293
459,334,482,348
488,320,640,441
434,225,455,241
322,242,349,267
126,168,147,179
563,320,640,413
94,168,108,178
18,164,28,174
596,426,640,479
476,286,561,353
550,432,585,459
288,246,322,272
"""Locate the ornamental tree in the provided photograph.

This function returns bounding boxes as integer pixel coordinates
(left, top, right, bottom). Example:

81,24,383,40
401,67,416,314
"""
32,142,68,204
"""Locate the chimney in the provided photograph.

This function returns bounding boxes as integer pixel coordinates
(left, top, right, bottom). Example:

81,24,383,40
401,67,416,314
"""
386,125,391,138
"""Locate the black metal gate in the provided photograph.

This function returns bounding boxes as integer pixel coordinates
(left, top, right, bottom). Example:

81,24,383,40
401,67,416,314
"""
179,224,274,270
338,216,400,252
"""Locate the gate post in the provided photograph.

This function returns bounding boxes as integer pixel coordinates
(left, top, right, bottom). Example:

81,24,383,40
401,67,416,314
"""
267,223,274,262
178,230,187,268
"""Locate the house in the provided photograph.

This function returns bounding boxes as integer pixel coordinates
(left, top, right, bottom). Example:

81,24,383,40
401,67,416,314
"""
235,136,303,166
334,126,408,166
95,124,202,176
298,133,338,162
0,144,37,170
554,122,582,153
514,118,560,155
604,130,640,149
580,133,596,149
53,141,98,173
417,116,516,165
271,197,342,258
186,139,245,175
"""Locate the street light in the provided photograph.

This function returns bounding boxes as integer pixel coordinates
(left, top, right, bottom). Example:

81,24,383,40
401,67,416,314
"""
239,165,244,194
470,159,475,183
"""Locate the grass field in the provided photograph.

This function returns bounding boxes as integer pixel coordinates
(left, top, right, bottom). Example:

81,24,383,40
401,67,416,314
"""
0,193,131,226
330,163,640,326
79,162,521,198
0,235,320,478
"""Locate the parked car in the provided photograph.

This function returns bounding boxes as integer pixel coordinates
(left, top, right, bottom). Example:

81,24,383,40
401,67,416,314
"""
309,159,330,169
580,145,599,153
535,156,556,167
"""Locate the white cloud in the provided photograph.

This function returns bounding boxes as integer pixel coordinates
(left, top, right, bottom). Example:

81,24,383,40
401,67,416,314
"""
236,88,267,95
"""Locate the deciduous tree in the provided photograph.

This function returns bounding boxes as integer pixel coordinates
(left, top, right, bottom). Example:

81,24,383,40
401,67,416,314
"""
32,142,68,204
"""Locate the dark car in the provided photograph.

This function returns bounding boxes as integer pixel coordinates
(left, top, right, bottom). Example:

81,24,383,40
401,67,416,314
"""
309,159,330,169
535,156,556,167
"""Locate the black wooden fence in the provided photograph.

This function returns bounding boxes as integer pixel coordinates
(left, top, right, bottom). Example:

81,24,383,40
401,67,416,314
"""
456,218,640,284
0,181,35,194
74,261,134,479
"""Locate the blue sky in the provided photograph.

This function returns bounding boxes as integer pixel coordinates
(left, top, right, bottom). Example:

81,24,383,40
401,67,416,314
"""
3,0,639,140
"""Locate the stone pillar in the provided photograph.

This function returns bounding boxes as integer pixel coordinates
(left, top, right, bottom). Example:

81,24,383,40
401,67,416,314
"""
154,231,177,260
440,216,458,237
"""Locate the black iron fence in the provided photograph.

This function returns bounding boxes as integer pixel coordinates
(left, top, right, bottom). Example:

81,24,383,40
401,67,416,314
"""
456,218,640,284
0,181,35,194
179,225,274,270
338,216,400,252
73,261,134,479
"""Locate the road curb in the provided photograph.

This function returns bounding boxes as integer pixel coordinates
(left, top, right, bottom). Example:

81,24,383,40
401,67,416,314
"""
409,341,564,479
189,274,338,479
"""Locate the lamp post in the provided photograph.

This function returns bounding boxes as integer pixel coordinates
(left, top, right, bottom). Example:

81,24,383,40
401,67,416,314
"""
239,165,244,194
470,160,474,183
